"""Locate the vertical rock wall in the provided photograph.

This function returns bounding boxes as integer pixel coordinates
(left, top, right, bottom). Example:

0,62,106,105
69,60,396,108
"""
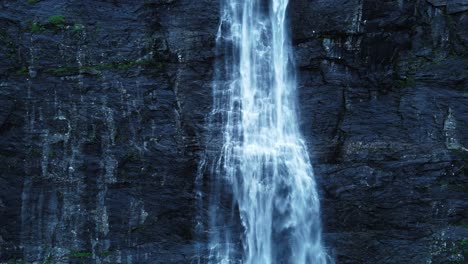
0,0,466,263
291,0,467,263
0,0,218,263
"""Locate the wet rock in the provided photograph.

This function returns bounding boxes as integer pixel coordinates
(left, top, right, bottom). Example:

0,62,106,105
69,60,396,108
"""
0,0,466,263
447,0,468,14
292,0,467,263
427,0,448,7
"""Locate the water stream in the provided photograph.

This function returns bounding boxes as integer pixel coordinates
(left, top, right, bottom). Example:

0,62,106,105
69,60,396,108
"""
200,0,330,263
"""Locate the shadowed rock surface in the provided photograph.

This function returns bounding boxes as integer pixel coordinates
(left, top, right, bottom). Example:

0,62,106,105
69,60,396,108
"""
0,0,466,263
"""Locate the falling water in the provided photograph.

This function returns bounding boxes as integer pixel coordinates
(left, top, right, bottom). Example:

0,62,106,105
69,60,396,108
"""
200,0,330,263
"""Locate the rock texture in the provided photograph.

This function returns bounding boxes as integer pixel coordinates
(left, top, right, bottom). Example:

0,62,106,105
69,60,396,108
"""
0,0,218,263
0,0,466,264
292,0,468,263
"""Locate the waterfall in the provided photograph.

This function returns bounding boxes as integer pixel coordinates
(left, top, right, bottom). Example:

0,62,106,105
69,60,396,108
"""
199,0,331,263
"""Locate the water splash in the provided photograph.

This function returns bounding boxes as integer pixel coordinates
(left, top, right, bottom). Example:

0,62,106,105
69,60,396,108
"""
202,0,331,263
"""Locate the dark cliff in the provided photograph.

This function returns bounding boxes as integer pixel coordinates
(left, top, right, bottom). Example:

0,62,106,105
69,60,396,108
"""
0,0,466,263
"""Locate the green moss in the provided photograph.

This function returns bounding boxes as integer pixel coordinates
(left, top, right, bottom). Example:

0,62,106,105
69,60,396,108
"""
67,250,92,258
457,237,468,258
439,181,449,187
117,61,135,70
48,15,65,27
29,148,42,157
83,63,115,71
54,66,76,73
458,238,468,248
451,148,468,159
30,22,46,33
31,16,68,33
16,66,29,75
107,59,154,70
113,58,157,70
46,66,79,75
45,58,163,76
27,0,38,4
155,61,165,69
43,256,52,264
395,75,416,88
129,223,147,233
122,146,139,162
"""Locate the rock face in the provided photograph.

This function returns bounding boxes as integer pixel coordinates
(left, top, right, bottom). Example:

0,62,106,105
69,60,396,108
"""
292,0,468,263
0,0,466,264
0,1,218,263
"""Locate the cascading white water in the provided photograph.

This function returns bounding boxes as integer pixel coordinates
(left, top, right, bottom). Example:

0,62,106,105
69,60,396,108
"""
201,0,331,263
